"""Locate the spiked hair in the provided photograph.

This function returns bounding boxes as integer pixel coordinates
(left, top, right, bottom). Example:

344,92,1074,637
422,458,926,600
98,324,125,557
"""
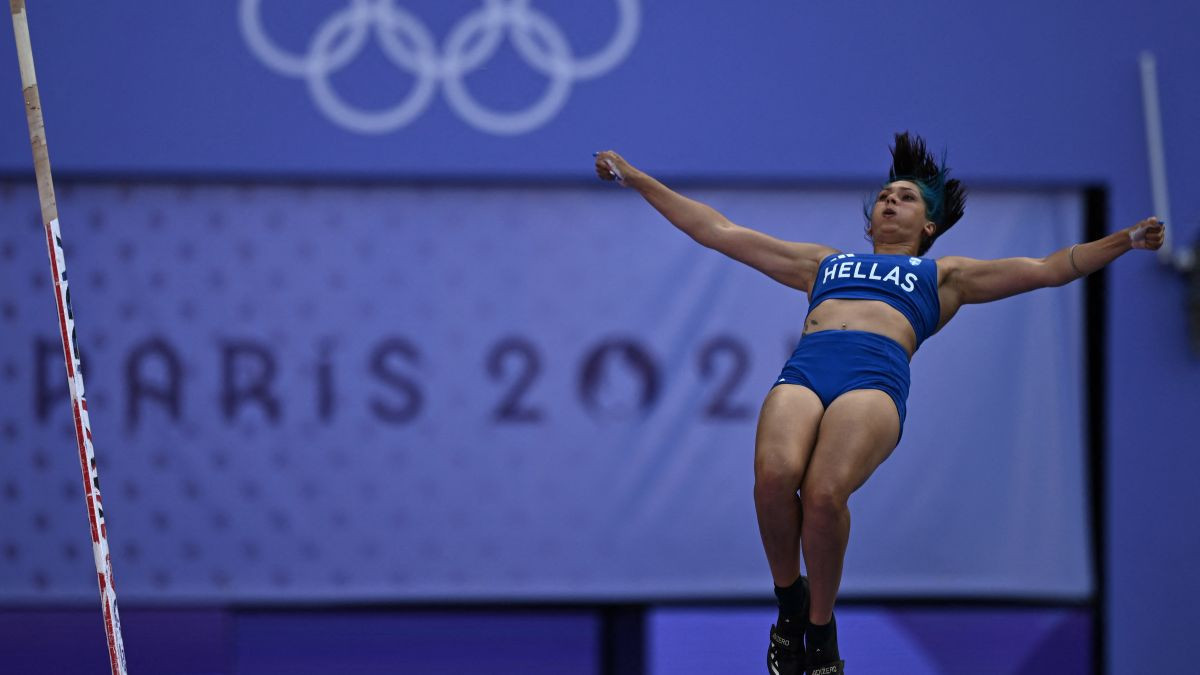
871,132,967,255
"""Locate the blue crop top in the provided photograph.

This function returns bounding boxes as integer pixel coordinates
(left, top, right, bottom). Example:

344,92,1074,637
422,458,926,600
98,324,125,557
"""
808,253,942,347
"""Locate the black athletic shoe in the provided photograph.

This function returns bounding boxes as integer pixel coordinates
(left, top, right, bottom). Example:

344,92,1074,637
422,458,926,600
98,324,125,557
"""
767,624,805,675
805,613,844,675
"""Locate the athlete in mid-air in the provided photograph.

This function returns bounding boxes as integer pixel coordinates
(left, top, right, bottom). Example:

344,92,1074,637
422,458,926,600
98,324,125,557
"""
594,133,1164,674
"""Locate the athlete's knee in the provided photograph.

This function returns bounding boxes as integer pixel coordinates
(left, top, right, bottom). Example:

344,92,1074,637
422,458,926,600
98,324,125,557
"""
799,480,849,520
754,458,804,501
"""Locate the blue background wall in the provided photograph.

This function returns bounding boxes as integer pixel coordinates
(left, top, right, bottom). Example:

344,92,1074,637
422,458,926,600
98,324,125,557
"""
0,1,1197,672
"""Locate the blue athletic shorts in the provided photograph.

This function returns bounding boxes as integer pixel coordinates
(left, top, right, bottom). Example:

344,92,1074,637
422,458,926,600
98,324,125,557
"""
772,330,911,435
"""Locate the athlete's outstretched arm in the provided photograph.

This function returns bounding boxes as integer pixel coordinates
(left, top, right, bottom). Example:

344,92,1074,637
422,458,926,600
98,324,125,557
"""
594,150,836,291
940,217,1166,306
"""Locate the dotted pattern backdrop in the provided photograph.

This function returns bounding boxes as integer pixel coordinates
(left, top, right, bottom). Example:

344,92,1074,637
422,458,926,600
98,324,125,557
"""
0,180,1090,602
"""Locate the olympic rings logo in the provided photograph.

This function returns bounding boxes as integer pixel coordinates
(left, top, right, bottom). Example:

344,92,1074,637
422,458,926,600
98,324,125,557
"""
239,0,640,136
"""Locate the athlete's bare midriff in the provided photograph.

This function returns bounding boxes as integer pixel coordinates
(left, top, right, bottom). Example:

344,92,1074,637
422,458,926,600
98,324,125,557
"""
800,298,918,356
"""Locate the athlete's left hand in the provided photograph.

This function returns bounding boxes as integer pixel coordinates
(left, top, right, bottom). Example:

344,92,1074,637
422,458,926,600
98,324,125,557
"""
1129,217,1166,251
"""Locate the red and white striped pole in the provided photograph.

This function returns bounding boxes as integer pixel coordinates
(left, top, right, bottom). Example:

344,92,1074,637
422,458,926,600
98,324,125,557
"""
9,2,128,673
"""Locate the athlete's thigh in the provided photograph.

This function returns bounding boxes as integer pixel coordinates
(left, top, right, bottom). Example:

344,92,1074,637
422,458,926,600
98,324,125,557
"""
755,384,825,479
803,389,901,498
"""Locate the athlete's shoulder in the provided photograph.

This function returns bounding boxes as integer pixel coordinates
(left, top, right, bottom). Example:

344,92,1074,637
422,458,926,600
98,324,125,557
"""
933,254,973,271
933,255,978,285
816,249,845,264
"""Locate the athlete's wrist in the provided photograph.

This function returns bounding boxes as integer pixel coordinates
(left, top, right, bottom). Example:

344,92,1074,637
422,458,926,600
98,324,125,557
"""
624,168,650,191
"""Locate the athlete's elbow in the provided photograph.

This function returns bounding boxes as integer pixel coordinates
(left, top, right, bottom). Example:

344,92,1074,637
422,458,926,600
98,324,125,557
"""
1037,258,1074,288
696,219,737,249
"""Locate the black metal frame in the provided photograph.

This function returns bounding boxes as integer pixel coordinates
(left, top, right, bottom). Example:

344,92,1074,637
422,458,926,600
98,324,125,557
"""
1083,185,1109,675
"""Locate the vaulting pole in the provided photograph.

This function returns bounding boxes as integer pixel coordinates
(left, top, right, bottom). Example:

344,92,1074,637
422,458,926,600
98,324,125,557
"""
9,2,128,672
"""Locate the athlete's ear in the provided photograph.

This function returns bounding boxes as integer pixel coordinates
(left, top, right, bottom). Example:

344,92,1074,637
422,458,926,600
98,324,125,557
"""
923,221,937,238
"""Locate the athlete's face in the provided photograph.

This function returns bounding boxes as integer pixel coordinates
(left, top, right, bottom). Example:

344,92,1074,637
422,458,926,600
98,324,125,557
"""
869,181,936,248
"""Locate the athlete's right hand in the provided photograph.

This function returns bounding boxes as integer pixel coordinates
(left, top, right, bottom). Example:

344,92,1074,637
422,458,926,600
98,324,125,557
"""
1128,217,1166,251
594,150,632,186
